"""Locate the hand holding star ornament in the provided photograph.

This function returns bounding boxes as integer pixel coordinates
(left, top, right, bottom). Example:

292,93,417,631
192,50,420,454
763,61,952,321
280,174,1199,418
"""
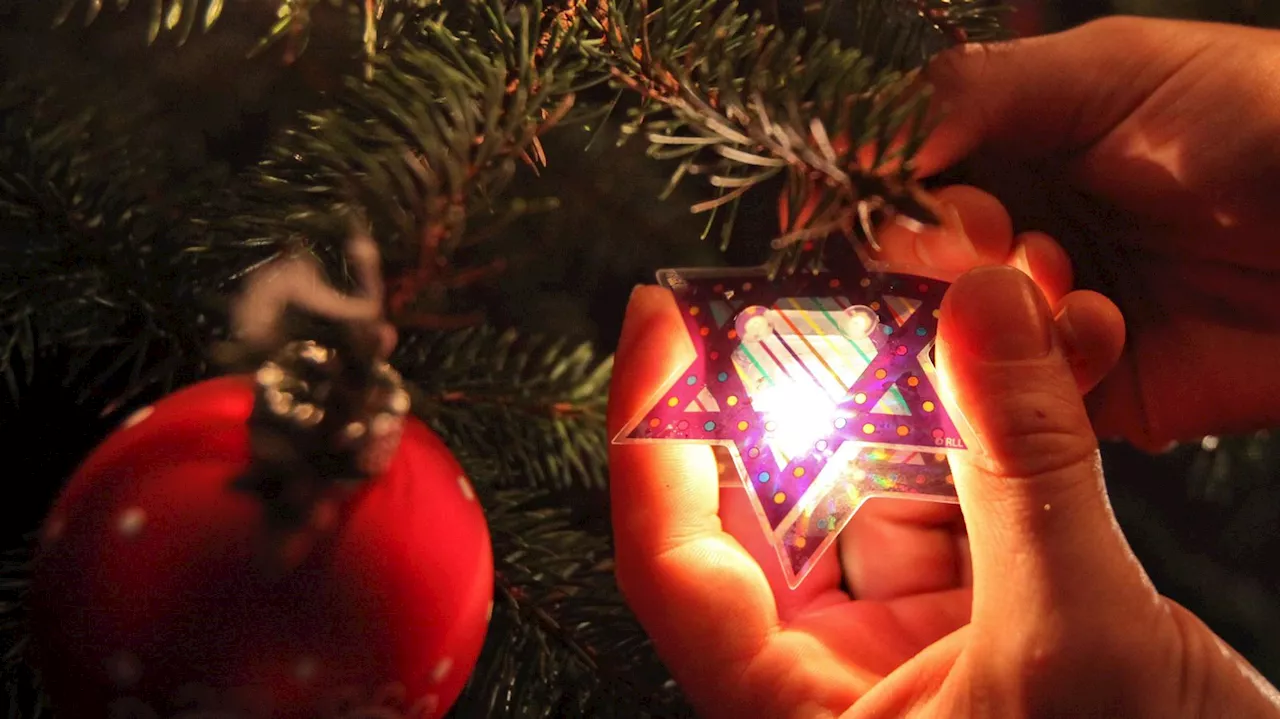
614,252,969,588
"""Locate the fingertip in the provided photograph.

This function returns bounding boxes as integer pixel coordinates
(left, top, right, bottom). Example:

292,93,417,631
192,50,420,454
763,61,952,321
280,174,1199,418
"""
1011,231,1074,304
610,285,686,434
932,185,1014,260
939,265,1096,480
939,265,1053,366
939,268,1146,623
874,185,1014,272
1055,290,1125,394
617,285,677,356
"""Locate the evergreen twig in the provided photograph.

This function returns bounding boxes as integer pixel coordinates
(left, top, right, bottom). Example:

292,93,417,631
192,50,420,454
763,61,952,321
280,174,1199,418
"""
0,74,216,408
0,538,45,718
584,0,1009,274
205,0,592,329
1,0,592,401
53,0,231,45
400,326,612,491
50,0,433,70
454,481,688,718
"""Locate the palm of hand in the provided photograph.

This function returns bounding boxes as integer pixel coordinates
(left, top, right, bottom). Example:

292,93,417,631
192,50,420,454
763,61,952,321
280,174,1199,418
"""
697,490,972,717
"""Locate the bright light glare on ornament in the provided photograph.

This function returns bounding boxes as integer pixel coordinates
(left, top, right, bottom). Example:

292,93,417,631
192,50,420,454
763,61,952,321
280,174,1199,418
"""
742,315,772,342
753,380,840,457
841,305,879,339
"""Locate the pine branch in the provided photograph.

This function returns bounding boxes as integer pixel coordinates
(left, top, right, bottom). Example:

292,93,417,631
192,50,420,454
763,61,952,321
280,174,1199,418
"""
907,0,1012,45
0,538,46,719
398,325,612,491
0,75,219,408
454,480,689,718
48,0,433,69
204,0,593,329
584,0,1010,273
53,0,232,45
1,0,594,407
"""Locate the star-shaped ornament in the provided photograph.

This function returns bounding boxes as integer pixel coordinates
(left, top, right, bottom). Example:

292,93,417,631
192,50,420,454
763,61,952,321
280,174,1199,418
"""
615,254,969,588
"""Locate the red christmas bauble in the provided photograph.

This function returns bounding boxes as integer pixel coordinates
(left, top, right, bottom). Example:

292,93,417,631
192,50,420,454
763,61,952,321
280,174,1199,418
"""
30,376,493,718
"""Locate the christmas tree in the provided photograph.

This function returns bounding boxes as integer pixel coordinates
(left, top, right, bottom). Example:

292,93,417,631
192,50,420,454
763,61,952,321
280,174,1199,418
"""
2,0,1279,717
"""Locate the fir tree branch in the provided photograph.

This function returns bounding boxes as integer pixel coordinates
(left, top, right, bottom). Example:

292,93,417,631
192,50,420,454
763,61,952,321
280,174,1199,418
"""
54,0,231,45
454,482,690,718
2,0,597,407
0,538,46,719
583,0,1009,273
398,325,612,491
0,75,220,408
49,0,434,69
912,0,1012,44
206,0,593,329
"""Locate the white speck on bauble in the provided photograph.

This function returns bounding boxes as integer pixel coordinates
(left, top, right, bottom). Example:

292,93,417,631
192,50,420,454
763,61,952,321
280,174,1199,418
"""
415,694,440,717
122,406,154,429
430,657,452,683
117,507,146,538
457,475,475,502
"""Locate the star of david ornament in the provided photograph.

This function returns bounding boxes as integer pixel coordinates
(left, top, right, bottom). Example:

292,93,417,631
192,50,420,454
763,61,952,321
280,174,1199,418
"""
615,254,969,588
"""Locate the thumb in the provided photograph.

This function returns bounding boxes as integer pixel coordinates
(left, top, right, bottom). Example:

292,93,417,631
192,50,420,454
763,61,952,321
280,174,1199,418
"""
938,266,1152,627
913,17,1190,176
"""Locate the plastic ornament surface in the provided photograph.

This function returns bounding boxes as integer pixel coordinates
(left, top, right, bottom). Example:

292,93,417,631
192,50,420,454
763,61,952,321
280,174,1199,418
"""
615,253,969,588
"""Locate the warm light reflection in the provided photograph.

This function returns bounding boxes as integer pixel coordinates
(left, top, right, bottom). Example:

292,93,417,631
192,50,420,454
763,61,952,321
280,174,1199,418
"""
751,379,840,458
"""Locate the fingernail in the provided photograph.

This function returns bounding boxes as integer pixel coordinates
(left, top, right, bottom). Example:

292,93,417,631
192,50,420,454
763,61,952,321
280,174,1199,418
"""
913,203,979,269
617,285,664,357
1054,304,1078,351
1012,242,1034,278
946,266,1052,361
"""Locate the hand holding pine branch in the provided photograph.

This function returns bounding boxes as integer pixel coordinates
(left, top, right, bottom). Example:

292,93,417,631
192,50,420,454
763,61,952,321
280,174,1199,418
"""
584,0,1011,273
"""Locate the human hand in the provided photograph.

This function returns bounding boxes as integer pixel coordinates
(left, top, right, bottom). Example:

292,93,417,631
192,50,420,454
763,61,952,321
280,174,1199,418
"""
916,17,1280,449
608,192,1280,718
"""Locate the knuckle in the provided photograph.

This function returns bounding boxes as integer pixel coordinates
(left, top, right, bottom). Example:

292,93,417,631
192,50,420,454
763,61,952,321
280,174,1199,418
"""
1080,14,1139,35
974,385,1099,480
1078,14,1157,42
927,42,992,89
1077,14,1183,57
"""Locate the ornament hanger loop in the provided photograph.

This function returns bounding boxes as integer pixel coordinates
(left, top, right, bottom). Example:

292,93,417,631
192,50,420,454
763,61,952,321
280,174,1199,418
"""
231,211,393,358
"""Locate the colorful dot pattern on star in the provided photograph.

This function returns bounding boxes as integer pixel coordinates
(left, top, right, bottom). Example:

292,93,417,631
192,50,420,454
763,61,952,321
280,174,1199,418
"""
615,263,966,588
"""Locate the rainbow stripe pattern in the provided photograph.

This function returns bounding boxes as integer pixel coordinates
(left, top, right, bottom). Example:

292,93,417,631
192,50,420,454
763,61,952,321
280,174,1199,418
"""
616,261,967,588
